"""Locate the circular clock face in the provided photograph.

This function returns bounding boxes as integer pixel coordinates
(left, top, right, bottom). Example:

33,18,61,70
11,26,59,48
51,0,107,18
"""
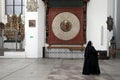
52,12,80,40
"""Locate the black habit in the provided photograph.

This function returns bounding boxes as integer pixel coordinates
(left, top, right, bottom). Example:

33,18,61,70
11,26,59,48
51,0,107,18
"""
82,41,100,75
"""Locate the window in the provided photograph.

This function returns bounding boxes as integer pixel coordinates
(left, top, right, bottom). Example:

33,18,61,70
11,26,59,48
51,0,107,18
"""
5,0,25,15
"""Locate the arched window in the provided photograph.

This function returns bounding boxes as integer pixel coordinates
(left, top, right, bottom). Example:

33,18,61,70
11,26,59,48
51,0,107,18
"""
5,0,25,15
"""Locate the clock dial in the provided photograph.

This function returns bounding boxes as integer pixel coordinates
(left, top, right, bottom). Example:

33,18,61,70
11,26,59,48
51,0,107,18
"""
52,12,80,40
60,20,72,32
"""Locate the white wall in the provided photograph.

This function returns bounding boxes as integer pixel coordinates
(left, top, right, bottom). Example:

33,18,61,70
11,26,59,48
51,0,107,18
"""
0,0,115,58
25,12,39,58
25,0,45,58
108,0,114,17
25,0,39,58
0,0,7,23
87,0,114,57
38,0,46,58
87,0,108,50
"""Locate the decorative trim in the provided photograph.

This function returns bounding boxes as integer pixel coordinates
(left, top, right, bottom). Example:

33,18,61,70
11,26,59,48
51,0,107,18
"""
26,0,38,12
106,16,114,31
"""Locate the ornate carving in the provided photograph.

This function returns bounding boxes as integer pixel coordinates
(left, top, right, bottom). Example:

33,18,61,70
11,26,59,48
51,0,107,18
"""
106,16,114,31
5,14,24,41
0,22,4,37
26,0,38,12
0,22,4,29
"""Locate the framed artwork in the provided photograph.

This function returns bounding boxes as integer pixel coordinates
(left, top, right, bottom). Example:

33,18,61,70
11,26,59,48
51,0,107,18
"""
29,20,36,27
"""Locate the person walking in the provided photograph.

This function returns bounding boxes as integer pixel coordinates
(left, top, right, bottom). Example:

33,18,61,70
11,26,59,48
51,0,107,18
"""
82,41,100,75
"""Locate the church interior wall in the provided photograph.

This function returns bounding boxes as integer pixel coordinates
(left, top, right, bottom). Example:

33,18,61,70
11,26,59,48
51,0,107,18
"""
107,0,114,56
87,0,114,57
87,0,108,50
115,0,120,49
0,0,115,58
114,0,120,58
25,0,46,58
38,0,46,58
0,0,6,23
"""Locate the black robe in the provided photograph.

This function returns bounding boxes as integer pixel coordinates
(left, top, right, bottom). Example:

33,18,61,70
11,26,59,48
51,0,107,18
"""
82,46,100,75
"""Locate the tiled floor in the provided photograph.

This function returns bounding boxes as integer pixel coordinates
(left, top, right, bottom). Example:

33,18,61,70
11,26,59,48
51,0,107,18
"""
0,58,120,80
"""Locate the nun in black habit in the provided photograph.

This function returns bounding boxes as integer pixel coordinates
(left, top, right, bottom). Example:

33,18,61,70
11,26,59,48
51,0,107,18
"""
82,41,100,75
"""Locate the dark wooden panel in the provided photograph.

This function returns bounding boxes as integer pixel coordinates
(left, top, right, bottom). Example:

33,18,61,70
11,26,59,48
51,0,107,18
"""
48,0,83,7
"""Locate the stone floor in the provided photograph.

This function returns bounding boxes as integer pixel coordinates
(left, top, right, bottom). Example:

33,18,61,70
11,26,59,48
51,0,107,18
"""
0,58,120,80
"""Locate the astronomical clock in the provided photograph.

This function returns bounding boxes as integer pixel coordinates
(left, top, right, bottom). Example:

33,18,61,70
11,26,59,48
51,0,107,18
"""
43,0,90,45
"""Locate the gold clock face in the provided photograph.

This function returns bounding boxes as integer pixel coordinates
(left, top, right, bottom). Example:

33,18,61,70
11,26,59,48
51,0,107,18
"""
52,12,80,40
60,20,72,32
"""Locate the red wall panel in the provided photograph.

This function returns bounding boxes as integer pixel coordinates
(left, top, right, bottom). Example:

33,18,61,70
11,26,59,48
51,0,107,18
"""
47,7,86,45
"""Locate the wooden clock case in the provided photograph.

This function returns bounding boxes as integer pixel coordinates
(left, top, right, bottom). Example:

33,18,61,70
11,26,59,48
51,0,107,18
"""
43,0,89,46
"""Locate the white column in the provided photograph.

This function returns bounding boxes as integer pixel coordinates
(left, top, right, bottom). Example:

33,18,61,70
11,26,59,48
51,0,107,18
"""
38,0,46,58
25,0,45,58
25,12,39,58
25,0,39,58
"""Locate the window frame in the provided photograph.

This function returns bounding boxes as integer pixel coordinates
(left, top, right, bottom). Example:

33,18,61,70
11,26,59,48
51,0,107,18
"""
5,0,24,15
